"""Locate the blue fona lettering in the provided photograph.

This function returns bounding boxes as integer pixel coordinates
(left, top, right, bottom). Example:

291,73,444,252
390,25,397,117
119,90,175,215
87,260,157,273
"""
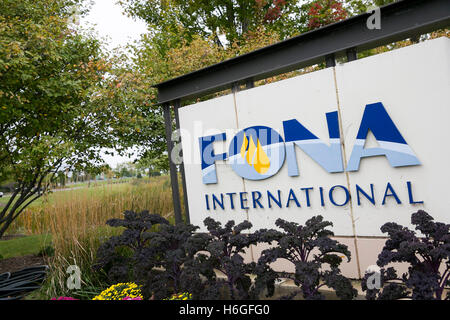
283,111,344,175
199,102,421,184
346,102,421,171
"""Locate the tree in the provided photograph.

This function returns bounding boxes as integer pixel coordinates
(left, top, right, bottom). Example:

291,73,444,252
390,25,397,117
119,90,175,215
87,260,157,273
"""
0,0,129,237
121,27,287,171
135,156,167,177
57,171,66,187
115,0,406,172
305,0,348,30
94,51,169,173
119,0,304,45
119,1,390,45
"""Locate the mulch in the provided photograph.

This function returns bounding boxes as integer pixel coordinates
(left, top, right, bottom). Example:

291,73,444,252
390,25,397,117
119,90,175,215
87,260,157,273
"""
0,234,49,274
0,255,47,274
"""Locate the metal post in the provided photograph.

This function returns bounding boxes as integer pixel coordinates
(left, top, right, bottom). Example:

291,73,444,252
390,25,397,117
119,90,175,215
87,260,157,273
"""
245,78,255,89
163,103,183,225
325,54,336,68
231,82,240,93
173,99,190,224
346,48,358,62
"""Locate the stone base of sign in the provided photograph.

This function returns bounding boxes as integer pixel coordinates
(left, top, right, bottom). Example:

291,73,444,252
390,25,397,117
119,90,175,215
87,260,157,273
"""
262,278,367,300
214,268,448,300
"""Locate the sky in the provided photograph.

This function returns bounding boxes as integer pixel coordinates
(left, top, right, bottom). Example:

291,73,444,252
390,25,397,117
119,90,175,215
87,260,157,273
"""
81,0,148,168
81,0,148,51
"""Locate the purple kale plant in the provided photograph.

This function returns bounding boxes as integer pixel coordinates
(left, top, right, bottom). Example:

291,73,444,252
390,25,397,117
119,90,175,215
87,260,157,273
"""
362,210,449,300
95,214,276,300
139,220,212,299
94,210,211,299
94,210,170,284
255,216,357,300
200,217,265,300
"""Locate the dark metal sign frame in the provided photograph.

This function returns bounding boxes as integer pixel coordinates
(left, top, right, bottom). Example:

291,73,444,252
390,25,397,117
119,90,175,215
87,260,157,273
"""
155,0,450,224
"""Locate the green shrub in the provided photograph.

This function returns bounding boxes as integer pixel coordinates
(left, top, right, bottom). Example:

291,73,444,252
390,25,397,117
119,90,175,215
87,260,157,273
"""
37,245,55,257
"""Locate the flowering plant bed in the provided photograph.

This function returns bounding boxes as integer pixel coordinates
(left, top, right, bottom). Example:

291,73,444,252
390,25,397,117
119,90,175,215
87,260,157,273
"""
92,282,143,300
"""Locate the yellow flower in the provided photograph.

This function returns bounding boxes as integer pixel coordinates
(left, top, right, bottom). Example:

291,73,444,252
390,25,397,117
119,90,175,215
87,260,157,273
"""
164,292,192,301
93,282,143,300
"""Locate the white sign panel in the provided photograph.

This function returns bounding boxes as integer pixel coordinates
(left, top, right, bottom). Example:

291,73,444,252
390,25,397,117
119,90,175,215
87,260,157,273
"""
179,37,450,236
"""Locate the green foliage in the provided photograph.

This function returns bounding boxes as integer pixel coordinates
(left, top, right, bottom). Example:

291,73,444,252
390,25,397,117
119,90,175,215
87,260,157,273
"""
115,0,386,171
344,0,394,14
120,27,286,171
0,0,136,237
119,0,388,45
119,0,306,45
135,156,167,176
37,245,55,257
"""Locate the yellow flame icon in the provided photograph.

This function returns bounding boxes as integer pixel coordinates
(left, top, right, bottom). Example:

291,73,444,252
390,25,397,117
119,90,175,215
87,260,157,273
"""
240,135,271,174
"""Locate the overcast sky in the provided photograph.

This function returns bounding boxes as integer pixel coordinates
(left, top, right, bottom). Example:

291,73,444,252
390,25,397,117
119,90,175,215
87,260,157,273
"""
81,0,148,168
81,0,148,51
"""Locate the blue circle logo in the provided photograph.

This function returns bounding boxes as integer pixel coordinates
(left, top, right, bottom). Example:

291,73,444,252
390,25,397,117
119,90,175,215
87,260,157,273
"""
228,126,285,180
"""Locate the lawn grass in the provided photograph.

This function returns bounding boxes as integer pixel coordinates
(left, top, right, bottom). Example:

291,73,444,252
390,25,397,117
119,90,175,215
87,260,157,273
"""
0,234,52,259
0,195,11,205
0,194,45,208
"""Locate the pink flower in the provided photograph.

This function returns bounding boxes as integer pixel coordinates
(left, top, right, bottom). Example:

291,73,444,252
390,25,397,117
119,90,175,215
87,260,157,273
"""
122,296,142,300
